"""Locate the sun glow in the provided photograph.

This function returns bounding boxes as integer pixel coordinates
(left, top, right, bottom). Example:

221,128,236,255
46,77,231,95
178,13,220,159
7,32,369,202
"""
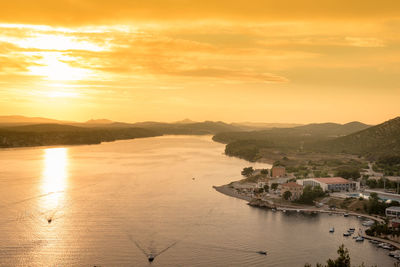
28,54,91,81
41,148,69,209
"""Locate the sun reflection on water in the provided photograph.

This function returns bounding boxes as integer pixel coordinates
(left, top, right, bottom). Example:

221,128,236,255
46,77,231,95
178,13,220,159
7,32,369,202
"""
41,148,69,210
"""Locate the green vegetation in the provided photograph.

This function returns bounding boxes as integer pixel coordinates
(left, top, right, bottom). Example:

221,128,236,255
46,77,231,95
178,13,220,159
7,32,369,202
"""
263,184,269,192
0,124,161,148
283,191,292,200
373,156,400,176
304,245,352,267
271,183,279,191
296,185,325,205
241,167,255,177
335,167,361,179
366,177,400,191
316,117,400,159
364,192,399,216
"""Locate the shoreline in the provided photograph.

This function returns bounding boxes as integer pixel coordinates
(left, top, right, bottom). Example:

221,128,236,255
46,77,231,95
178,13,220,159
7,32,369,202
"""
213,184,385,224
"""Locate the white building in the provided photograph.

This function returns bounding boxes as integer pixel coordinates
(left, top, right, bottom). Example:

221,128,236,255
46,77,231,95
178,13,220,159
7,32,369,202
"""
296,177,360,192
386,206,400,218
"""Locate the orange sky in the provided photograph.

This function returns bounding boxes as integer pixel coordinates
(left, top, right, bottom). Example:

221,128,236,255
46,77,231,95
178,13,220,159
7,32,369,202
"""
0,1,399,124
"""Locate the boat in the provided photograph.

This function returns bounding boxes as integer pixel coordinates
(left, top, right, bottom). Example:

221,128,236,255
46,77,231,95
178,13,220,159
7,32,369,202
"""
349,227,355,231
148,254,155,262
389,250,400,257
257,251,267,255
272,208,276,212
362,220,374,226
282,209,286,213
355,236,364,242
383,244,393,250
296,209,300,213
343,232,351,237
343,213,349,217
329,227,335,233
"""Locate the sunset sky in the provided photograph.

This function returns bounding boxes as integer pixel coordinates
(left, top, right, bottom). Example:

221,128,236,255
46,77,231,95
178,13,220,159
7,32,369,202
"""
0,1,399,124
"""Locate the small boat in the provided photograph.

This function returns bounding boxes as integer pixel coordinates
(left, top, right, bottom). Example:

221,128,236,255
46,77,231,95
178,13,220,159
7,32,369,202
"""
192,177,195,180
148,254,155,262
343,213,349,217
296,209,300,213
362,220,374,226
272,208,276,212
389,250,400,257
343,232,351,237
383,244,393,250
355,236,364,242
282,209,286,213
257,251,267,255
329,227,335,233
349,227,355,231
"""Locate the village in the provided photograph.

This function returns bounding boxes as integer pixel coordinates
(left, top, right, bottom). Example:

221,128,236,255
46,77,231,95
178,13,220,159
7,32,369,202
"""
214,165,400,260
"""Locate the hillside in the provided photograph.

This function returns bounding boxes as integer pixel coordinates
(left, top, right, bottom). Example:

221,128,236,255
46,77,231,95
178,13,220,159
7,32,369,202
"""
131,120,244,135
213,121,371,162
0,124,161,148
213,121,370,144
315,117,400,158
0,115,71,126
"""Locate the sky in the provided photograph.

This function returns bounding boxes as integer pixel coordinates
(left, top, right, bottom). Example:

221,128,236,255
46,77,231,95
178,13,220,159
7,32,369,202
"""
0,0,399,124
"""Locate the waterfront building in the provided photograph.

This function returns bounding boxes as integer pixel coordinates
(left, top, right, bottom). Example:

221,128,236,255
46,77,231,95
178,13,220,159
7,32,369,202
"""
296,177,360,192
386,206,400,218
271,166,286,178
281,182,303,200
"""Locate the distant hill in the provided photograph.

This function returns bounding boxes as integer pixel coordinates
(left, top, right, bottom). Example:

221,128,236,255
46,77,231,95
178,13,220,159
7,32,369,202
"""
213,121,372,162
315,117,400,158
174,118,197,124
292,121,371,137
0,123,160,148
232,122,303,129
131,120,243,135
0,115,71,126
85,119,114,124
213,121,371,144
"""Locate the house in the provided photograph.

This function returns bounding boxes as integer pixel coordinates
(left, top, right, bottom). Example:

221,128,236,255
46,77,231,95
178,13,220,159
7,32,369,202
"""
296,177,360,192
281,182,303,201
386,206,400,218
271,166,286,178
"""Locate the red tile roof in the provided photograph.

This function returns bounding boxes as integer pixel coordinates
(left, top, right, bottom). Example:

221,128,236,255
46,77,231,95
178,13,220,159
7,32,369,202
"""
282,182,303,188
313,177,351,184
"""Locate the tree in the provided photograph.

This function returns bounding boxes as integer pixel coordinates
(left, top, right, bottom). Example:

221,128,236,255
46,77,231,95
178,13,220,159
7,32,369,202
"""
326,244,350,267
241,167,254,177
263,184,269,192
271,183,279,190
297,185,325,205
283,191,292,200
305,244,351,267
260,169,269,175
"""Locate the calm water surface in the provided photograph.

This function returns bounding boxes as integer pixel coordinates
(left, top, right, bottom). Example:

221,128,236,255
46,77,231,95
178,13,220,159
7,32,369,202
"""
0,135,395,266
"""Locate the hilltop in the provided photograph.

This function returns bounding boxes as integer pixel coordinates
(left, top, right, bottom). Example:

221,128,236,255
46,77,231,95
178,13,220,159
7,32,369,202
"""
315,117,400,158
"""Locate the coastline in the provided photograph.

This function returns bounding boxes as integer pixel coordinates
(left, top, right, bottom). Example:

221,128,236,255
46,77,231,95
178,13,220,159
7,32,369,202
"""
213,184,253,202
213,183,385,224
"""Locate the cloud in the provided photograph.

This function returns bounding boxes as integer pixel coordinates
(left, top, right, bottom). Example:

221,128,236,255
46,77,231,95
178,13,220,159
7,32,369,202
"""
170,68,288,82
0,1,400,26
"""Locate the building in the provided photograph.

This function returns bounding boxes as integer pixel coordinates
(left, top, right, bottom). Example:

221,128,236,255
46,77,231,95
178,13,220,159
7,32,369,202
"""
386,206,400,218
296,177,360,192
271,166,286,178
281,182,303,201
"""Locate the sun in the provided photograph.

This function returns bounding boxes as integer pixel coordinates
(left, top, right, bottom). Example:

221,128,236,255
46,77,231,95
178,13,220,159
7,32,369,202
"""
29,54,90,81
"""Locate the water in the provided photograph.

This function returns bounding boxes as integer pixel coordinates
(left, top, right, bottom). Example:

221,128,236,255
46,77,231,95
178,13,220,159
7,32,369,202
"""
0,135,395,266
